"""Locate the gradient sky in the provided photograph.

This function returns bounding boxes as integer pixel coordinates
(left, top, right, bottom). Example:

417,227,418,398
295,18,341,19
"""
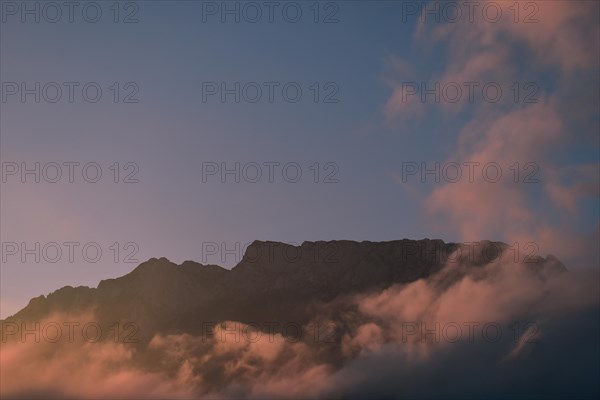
1,0,599,318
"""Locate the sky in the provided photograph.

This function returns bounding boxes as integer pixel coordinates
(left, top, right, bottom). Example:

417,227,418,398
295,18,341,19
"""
1,0,599,318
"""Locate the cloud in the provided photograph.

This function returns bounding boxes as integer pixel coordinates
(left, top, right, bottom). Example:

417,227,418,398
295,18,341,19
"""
424,101,563,240
384,1,599,264
415,1,599,75
325,257,599,399
2,3,598,398
0,313,195,399
2,254,598,399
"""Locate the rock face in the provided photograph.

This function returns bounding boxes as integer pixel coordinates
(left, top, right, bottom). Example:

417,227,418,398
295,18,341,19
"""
1,239,565,342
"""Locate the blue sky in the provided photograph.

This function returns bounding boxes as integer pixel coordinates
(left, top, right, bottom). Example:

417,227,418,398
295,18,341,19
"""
1,0,598,318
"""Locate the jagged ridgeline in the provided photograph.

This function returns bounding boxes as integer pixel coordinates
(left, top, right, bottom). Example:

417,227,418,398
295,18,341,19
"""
1,239,565,343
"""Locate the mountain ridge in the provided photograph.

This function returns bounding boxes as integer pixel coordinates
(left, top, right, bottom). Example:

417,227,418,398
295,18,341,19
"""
1,239,566,342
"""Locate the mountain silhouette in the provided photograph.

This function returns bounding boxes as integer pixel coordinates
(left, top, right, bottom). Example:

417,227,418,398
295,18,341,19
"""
1,239,566,343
